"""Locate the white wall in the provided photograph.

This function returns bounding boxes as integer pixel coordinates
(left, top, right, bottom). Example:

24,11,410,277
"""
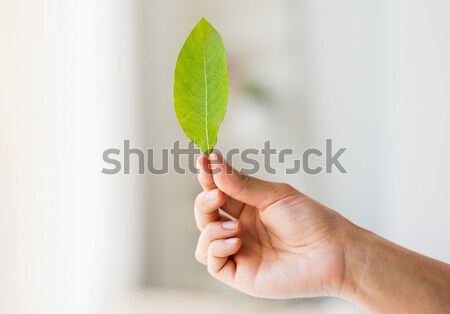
0,1,146,313
296,0,388,234
386,0,450,261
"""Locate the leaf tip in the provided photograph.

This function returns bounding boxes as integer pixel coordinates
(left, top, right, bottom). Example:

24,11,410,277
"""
198,17,211,27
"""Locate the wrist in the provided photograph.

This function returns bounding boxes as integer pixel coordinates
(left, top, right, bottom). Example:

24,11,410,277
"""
337,220,372,301
337,220,450,313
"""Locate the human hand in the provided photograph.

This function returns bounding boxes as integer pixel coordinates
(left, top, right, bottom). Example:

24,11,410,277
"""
194,153,351,298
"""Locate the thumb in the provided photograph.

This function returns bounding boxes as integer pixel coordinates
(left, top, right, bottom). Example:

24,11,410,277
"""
209,153,294,209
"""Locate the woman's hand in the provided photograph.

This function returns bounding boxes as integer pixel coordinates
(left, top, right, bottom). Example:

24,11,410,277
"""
194,153,351,298
194,153,450,313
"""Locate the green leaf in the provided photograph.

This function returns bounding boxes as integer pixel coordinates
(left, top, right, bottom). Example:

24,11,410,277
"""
174,18,229,155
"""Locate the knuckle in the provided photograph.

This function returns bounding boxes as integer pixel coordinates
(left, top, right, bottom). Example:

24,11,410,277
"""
207,262,217,275
195,218,205,231
277,182,295,195
202,221,220,236
202,222,213,234
206,262,214,274
199,224,213,242
198,228,208,244
239,172,252,185
278,182,292,190
208,239,221,255
194,192,205,208
194,247,204,264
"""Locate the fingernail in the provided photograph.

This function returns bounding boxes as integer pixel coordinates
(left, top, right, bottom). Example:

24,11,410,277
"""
224,238,239,245
222,221,238,230
210,153,217,160
205,189,218,201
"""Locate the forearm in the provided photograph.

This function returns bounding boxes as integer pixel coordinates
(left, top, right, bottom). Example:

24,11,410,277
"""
340,223,450,314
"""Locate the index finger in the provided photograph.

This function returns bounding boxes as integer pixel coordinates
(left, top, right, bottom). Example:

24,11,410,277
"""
197,155,216,191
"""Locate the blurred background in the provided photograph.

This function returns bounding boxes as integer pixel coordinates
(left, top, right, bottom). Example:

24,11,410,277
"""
1,0,449,313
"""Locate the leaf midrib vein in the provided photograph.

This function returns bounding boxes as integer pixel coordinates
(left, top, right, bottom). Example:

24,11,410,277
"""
202,30,210,153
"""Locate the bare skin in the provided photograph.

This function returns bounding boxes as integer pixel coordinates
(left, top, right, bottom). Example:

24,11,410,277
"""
194,153,450,314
